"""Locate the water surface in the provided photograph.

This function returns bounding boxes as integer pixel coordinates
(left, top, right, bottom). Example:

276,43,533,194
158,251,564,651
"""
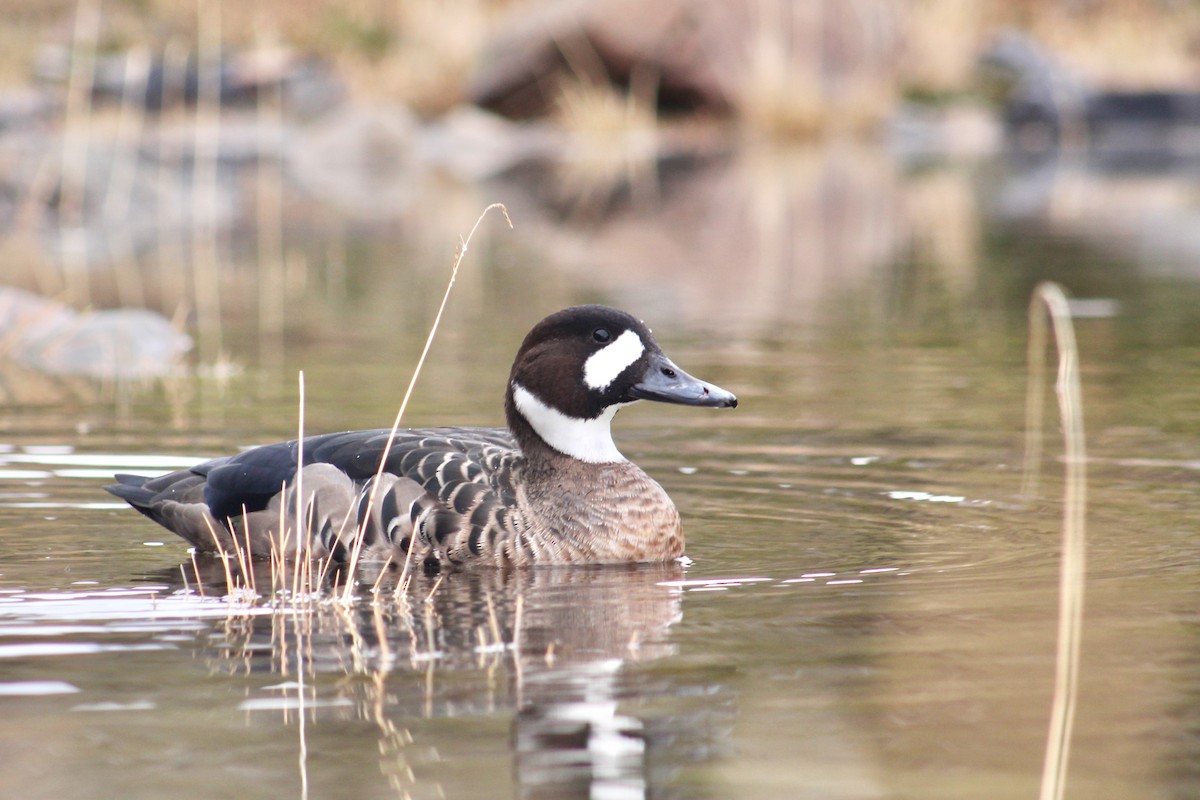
1,149,1199,799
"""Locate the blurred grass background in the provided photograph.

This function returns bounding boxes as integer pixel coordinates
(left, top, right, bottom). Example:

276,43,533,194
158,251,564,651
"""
2,0,1196,124
0,0,1196,384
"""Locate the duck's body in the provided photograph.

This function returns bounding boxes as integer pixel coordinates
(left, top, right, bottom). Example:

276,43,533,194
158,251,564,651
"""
106,306,736,569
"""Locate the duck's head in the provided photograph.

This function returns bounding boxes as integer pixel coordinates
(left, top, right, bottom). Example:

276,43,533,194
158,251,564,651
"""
505,305,737,463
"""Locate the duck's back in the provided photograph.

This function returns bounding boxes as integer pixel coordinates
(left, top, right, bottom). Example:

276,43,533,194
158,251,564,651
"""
204,427,519,519
108,427,527,567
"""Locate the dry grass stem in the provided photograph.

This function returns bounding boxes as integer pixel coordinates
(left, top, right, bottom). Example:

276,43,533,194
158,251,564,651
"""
424,573,445,604
233,206,514,607
314,537,342,593
294,607,311,800
59,0,102,307
269,508,286,601
512,593,523,650
392,532,419,602
255,27,287,354
485,592,501,646
424,606,439,719
344,202,512,602
105,49,150,309
292,369,307,600
191,0,225,361
203,516,236,592
189,549,206,597
369,555,395,596
232,508,253,590
511,593,525,696
1024,281,1087,800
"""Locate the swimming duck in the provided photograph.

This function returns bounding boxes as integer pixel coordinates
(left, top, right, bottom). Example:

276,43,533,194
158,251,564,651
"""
106,305,737,569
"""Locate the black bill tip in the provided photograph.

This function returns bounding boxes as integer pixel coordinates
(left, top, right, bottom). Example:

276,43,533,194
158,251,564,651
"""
628,354,738,409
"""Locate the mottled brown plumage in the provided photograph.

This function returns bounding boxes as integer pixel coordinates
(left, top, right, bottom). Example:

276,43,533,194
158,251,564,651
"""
106,306,735,569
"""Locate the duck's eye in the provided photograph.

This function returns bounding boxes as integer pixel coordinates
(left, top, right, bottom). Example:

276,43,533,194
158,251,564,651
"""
592,328,611,343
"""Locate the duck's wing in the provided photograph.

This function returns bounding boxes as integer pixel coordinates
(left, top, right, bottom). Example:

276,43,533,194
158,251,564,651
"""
303,428,525,565
106,427,523,564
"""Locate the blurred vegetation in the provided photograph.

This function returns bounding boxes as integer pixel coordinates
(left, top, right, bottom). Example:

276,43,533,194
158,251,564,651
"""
1,0,513,114
1,0,1197,124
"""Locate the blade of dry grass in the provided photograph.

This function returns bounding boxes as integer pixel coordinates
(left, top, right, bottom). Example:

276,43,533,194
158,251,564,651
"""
1025,281,1087,800
232,507,254,590
59,0,103,307
295,606,311,800
369,554,395,596
202,516,237,596
270,494,286,601
511,592,525,699
189,549,206,598
255,25,287,359
424,573,445,604
191,0,225,361
292,369,306,599
340,203,512,602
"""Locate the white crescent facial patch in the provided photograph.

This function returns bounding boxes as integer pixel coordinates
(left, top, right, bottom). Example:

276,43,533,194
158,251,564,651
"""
583,329,645,391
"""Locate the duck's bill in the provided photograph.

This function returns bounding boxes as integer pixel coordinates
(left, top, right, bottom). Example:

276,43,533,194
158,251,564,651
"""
627,353,738,408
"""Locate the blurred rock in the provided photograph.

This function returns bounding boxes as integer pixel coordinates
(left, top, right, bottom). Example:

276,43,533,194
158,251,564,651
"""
287,104,565,219
286,105,419,222
0,88,58,134
888,103,1001,162
415,105,562,182
979,30,1200,160
469,0,903,119
470,0,740,117
487,143,907,330
0,287,190,378
36,135,240,268
35,45,344,119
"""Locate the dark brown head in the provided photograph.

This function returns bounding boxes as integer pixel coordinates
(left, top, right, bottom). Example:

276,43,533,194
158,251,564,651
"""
504,305,736,463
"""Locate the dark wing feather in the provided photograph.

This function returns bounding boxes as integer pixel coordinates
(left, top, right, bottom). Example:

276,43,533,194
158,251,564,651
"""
200,427,516,520
203,444,299,519
107,427,523,563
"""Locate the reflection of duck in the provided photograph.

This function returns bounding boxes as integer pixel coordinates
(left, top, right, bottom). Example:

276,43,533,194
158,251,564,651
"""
178,560,684,674
174,560,717,798
108,306,736,569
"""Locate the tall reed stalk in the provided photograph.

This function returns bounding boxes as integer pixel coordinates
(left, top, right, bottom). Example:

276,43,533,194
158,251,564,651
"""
104,48,150,309
338,203,511,602
1024,281,1087,800
255,28,287,363
59,0,102,307
191,0,225,361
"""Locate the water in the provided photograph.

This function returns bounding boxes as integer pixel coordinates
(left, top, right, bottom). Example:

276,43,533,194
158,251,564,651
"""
2,147,1200,799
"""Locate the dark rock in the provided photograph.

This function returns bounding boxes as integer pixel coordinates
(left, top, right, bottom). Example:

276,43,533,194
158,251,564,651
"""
469,0,743,118
469,0,904,120
0,287,191,378
979,30,1200,160
35,45,344,119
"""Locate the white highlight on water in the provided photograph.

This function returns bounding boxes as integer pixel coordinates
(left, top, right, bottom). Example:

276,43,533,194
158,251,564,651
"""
888,490,965,503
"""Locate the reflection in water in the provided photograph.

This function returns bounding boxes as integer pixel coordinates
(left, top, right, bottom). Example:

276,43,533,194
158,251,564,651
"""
495,144,913,331
3,111,1200,796
181,559,703,798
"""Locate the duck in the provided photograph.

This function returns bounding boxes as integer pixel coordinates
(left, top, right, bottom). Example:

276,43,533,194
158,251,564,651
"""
106,305,737,570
